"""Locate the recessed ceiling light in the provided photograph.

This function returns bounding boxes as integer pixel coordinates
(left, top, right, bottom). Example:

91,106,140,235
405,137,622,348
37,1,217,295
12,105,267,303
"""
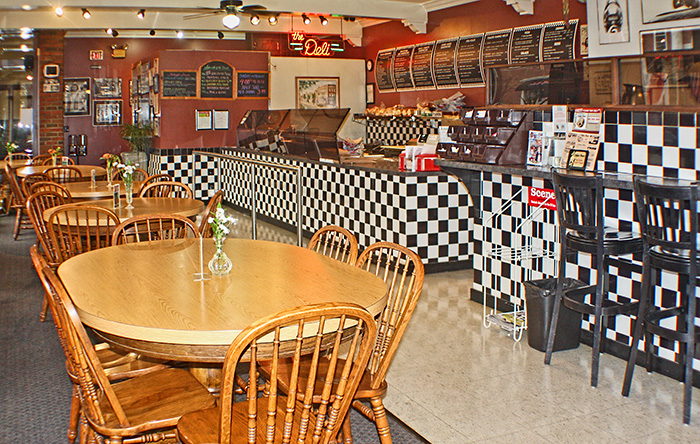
21,5,32,11
55,7,64,17
149,29,156,36
81,9,91,19
137,9,146,19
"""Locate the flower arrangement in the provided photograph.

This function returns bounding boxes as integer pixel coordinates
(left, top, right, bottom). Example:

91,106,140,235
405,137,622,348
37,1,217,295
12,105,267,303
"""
5,142,18,154
208,203,238,241
117,162,135,186
101,153,120,170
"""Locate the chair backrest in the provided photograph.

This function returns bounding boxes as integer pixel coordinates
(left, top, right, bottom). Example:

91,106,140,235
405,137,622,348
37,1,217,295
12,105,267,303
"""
198,190,224,237
31,154,52,165
42,156,75,165
218,303,376,444
5,152,30,161
26,191,70,267
139,181,193,199
21,172,50,197
38,264,133,429
47,203,120,262
45,166,83,183
634,177,699,252
552,170,602,236
5,163,26,203
112,213,201,245
29,181,72,200
112,166,148,182
308,225,359,265
355,242,425,384
141,173,173,187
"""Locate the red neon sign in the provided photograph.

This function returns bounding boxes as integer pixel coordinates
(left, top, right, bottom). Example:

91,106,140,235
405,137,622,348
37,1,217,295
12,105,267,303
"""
289,32,335,57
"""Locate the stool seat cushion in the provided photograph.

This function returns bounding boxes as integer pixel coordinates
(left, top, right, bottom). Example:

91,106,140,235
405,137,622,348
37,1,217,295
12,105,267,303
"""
649,246,700,274
567,227,642,256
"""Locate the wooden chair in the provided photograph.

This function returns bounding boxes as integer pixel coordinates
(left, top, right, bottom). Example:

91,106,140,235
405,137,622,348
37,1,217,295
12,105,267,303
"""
31,153,52,165
30,246,171,443
29,181,72,200
177,303,377,444
263,242,425,444
5,163,32,239
112,166,148,182
47,203,120,262
42,156,75,165
20,172,50,197
45,166,83,183
308,225,359,265
4,152,30,161
141,173,173,188
198,190,224,237
112,213,201,245
37,261,216,444
139,180,193,199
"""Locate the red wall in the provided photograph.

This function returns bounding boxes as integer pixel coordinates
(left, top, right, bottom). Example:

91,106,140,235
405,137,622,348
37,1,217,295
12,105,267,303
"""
363,0,588,109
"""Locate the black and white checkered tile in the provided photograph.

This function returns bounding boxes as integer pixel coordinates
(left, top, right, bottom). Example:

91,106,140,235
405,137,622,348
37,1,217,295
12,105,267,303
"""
365,117,440,146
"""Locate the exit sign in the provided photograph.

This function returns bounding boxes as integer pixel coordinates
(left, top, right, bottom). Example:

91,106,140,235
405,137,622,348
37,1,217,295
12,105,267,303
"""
89,50,103,61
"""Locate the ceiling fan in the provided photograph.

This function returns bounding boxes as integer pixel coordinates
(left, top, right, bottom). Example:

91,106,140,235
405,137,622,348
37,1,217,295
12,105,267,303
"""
184,1,271,28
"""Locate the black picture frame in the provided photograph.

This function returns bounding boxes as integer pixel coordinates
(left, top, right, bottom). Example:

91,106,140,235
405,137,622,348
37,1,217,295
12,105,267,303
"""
64,78,91,116
567,149,589,170
93,100,122,126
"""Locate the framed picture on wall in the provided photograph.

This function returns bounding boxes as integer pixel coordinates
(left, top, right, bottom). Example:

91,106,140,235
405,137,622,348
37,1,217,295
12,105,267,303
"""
296,77,339,109
642,0,700,24
64,78,91,116
93,78,122,98
366,83,375,105
93,100,122,126
596,0,630,44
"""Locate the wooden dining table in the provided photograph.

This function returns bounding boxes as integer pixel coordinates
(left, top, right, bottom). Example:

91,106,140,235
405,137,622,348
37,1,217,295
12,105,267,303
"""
62,180,143,200
15,164,107,178
57,238,388,363
43,197,205,224
0,159,33,170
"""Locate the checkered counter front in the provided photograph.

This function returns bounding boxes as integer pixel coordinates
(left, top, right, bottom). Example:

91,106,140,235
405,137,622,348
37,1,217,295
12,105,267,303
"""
364,116,440,146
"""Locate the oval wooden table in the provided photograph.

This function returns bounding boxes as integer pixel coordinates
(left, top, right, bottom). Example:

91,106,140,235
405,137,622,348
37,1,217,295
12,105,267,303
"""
0,159,32,170
15,164,107,178
42,197,205,223
57,238,388,363
62,180,143,200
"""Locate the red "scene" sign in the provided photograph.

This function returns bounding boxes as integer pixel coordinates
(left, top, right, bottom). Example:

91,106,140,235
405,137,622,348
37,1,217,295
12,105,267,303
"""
528,186,556,211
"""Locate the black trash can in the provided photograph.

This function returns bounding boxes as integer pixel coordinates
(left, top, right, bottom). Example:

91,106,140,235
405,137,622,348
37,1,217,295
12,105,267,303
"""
524,278,584,352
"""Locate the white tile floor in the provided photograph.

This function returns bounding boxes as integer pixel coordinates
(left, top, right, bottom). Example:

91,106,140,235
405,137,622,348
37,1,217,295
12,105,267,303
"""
230,211,700,443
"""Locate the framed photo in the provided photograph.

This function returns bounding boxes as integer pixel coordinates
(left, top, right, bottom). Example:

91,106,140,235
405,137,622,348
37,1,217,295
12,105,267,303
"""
213,110,229,130
196,110,212,130
64,78,91,116
296,77,339,109
567,149,589,170
366,83,375,105
93,78,122,98
596,0,629,44
93,100,122,126
643,0,700,24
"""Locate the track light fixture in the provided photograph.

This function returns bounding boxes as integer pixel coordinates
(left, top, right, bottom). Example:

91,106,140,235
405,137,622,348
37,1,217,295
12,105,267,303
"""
320,16,328,26
250,14,260,25
268,15,278,25
149,29,156,36
302,14,310,25
81,9,91,19
106,28,114,35
112,30,119,37
176,30,184,39
218,31,224,39
222,8,241,29
55,6,64,17
137,9,145,19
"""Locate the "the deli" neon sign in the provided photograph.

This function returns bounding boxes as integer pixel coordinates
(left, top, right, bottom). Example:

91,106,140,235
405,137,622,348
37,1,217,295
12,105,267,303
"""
289,32,343,57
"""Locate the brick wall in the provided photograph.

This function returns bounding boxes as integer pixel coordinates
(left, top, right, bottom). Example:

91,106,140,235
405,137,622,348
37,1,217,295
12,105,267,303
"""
37,30,65,154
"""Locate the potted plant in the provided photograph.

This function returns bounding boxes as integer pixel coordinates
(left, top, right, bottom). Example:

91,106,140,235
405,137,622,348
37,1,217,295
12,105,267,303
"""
119,122,153,168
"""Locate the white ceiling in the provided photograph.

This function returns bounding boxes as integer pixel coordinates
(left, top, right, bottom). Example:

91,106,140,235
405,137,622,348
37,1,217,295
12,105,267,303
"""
0,1,482,43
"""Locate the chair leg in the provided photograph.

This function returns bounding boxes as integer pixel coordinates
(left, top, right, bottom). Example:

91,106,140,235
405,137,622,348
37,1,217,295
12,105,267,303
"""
13,207,22,239
369,397,392,444
79,415,89,444
622,255,650,397
68,385,81,443
683,277,696,425
340,414,353,444
589,262,607,387
545,242,567,365
40,291,49,322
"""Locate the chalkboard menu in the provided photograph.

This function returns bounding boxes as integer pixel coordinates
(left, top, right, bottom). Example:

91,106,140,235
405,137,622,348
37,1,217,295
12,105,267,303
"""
433,39,458,88
510,25,543,64
375,50,395,91
482,30,513,67
541,20,578,62
162,71,197,98
200,61,234,99
237,72,269,98
411,42,436,89
393,46,415,90
456,34,484,86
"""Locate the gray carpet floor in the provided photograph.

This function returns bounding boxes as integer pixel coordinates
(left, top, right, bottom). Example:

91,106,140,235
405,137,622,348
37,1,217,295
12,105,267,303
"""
0,212,429,444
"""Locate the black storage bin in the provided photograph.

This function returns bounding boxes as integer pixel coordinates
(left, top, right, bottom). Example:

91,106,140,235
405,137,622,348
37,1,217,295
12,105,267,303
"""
524,278,584,352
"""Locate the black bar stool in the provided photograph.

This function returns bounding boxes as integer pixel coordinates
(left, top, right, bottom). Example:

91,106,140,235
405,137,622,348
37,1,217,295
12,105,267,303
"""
622,176,699,424
545,170,642,387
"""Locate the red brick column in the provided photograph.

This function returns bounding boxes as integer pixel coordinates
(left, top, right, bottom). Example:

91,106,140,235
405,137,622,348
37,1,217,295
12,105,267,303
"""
36,30,65,155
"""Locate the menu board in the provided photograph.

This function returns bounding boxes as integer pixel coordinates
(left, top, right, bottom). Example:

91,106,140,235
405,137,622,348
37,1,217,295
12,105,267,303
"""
456,34,484,86
162,71,197,98
393,46,415,90
237,72,269,98
200,61,234,99
375,50,395,91
541,20,578,62
411,42,436,89
510,25,543,64
482,30,513,67
432,39,459,88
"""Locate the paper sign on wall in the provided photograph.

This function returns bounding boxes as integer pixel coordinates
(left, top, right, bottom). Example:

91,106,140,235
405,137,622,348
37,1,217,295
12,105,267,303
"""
528,187,557,211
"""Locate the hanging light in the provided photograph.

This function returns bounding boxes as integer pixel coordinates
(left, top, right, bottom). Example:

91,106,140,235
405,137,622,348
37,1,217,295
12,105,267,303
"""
268,15,278,25
81,9,91,19
302,14,310,25
55,6,64,17
320,16,328,26
250,14,260,25
137,9,145,19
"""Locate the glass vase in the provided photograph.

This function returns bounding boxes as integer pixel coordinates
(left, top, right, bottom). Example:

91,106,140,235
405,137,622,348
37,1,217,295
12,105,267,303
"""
107,165,113,187
208,236,232,276
124,179,134,209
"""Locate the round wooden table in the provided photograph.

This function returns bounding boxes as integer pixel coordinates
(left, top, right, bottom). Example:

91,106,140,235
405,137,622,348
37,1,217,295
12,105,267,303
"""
0,159,32,170
15,164,107,178
62,180,143,200
43,197,204,225
57,238,388,363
